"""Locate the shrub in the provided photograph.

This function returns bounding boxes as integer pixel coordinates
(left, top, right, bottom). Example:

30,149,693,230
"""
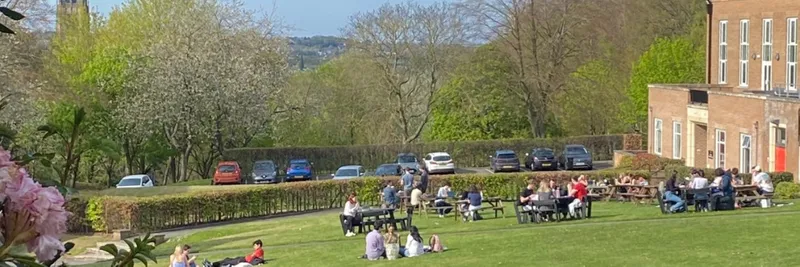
68,169,650,233
663,165,792,185
223,134,641,176
774,182,800,199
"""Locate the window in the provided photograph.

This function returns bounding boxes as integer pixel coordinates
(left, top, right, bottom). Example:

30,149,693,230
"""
740,134,752,171
788,18,798,90
654,119,663,155
716,129,726,169
673,121,682,159
763,19,773,90
719,20,728,84
740,20,749,86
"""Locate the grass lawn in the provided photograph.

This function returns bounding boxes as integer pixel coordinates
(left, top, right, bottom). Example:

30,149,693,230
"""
72,201,800,266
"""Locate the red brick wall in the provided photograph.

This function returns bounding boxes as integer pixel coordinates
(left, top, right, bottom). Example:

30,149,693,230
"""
710,0,800,90
648,86,689,159
706,92,765,171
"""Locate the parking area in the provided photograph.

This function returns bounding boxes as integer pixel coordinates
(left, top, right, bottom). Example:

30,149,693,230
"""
435,160,613,175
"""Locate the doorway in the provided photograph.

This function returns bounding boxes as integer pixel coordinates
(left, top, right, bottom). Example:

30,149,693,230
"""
775,127,786,171
694,124,708,168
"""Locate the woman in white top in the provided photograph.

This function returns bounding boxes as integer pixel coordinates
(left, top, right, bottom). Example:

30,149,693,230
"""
689,172,709,189
343,192,362,237
434,183,453,217
402,226,425,257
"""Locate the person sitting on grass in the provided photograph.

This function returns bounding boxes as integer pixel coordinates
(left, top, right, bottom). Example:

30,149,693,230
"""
183,245,197,267
170,246,188,267
362,220,386,260
207,240,264,267
518,179,537,212
434,182,453,218
466,185,483,221
567,176,588,218
343,192,362,237
400,226,425,257
384,224,400,260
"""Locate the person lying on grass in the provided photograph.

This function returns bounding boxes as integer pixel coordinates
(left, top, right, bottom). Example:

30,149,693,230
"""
205,240,264,267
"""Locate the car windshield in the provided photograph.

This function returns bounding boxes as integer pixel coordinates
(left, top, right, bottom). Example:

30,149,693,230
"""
432,155,451,161
376,165,400,175
497,153,516,159
397,155,416,163
254,162,275,172
336,169,359,177
118,178,141,186
534,150,554,157
566,147,588,155
290,163,308,169
218,165,236,173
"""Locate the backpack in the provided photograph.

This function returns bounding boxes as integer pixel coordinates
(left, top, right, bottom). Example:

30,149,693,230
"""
429,234,444,253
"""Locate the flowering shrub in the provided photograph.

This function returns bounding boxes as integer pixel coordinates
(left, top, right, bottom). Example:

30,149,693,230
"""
0,148,69,265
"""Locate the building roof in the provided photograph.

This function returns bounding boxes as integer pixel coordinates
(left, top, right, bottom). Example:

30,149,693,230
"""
649,84,800,104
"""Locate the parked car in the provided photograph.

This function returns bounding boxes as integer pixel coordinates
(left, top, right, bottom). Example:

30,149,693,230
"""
525,148,558,171
252,160,279,184
285,159,313,181
116,174,155,189
490,150,520,172
213,161,242,185
333,165,365,180
423,152,455,174
396,153,420,174
375,163,403,177
558,145,593,170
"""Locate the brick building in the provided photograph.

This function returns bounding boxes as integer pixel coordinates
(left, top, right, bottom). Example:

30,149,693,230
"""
648,0,800,181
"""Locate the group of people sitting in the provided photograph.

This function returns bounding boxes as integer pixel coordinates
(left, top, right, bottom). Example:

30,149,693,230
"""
169,240,265,267
661,165,774,213
518,176,588,220
614,173,650,195
381,180,490,222
362,221,446,261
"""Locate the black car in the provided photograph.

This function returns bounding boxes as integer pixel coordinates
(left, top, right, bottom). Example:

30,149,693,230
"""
375,164,403,177
558,145,593,170
525,148,557,171
252,160,279,184
490,150,520,172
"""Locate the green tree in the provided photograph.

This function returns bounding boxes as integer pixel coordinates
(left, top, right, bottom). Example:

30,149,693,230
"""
622,36,705,133
426,44,529,141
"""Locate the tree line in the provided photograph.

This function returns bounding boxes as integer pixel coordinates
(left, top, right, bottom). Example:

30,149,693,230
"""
0,0,705,187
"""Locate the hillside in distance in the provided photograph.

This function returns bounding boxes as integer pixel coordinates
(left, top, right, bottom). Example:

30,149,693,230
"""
288,36,347,70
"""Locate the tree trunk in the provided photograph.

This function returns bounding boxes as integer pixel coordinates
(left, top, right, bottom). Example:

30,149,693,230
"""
71,155,81,188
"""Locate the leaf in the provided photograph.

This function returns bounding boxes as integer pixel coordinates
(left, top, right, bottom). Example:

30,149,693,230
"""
99,244,119,256
0,7,25,20
133,254,151,267
0,23,14,34
37,124,59,140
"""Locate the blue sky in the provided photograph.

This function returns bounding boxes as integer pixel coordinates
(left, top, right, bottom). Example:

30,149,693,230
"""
55,0,450,36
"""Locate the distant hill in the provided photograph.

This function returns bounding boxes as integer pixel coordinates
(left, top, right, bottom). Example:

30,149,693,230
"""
288,36,347,70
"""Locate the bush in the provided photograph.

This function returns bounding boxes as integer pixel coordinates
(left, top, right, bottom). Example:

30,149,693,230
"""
67,169,650,233
775,182,800,199
663,165,793,185
224,134,641,175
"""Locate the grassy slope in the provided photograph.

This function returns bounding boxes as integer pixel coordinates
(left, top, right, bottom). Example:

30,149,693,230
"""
73,201,800,267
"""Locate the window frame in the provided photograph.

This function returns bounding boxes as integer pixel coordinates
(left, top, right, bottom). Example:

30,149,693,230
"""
740,20,750,87
788,18,798,90
719,20,728,84
716,129,726,169
654,119,663,155
740,134,752,172
672,121,682,159
763,19,774,90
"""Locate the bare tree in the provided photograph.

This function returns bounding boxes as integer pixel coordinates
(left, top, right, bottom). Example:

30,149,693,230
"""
463,0,589,137
344,1,468,143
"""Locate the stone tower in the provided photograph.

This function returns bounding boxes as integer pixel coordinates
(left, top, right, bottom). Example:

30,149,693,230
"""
56,0,90,33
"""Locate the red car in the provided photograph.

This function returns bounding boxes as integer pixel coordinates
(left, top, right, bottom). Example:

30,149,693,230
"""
213,161,242,185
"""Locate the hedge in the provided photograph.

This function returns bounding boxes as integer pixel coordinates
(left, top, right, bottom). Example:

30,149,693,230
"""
223,134,642,177
66,168,651,233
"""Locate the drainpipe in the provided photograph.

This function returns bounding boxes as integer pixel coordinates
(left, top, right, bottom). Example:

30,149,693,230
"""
754,121,759,169
706,0,713,84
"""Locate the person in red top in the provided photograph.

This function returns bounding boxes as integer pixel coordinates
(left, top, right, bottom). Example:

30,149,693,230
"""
568,175,588,218
208,240,264,267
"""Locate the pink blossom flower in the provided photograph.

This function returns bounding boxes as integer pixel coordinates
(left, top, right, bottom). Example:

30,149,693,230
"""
0,148,12,168
27,235,65,262
5,170,40,212
33,187,70,236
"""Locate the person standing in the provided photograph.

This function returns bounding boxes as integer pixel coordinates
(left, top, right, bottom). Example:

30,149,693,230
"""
382,183,399,209
401,168,414,198
419,167,429,193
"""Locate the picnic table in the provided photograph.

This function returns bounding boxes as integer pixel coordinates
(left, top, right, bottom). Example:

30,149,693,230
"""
453,196,505,221
360,208,397,230
587,186,612,201
611,185,658,204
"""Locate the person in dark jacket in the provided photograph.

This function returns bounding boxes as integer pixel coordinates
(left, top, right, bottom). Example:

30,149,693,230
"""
710,168,735,211
663,173,685,213
419,167,429,193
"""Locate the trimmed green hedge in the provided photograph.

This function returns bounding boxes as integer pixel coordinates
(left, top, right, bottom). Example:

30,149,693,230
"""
224,134,641,177
664,165,793,184
67,169,650,233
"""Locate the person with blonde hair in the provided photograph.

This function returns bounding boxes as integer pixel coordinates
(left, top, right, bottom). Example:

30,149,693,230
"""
170,246,187,267
383,225,400,260
537,181,551,193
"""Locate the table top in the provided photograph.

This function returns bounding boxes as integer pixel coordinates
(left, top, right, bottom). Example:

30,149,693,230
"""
361,208,394,217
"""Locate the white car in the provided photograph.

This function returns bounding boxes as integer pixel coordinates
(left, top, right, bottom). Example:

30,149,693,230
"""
423,152,455,174
332,165,365,180
116,175,155,189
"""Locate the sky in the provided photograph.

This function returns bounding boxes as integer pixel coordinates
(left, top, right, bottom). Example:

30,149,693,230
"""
53,0,450,37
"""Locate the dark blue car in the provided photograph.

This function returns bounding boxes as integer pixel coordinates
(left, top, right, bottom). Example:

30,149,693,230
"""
285,159,313,181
